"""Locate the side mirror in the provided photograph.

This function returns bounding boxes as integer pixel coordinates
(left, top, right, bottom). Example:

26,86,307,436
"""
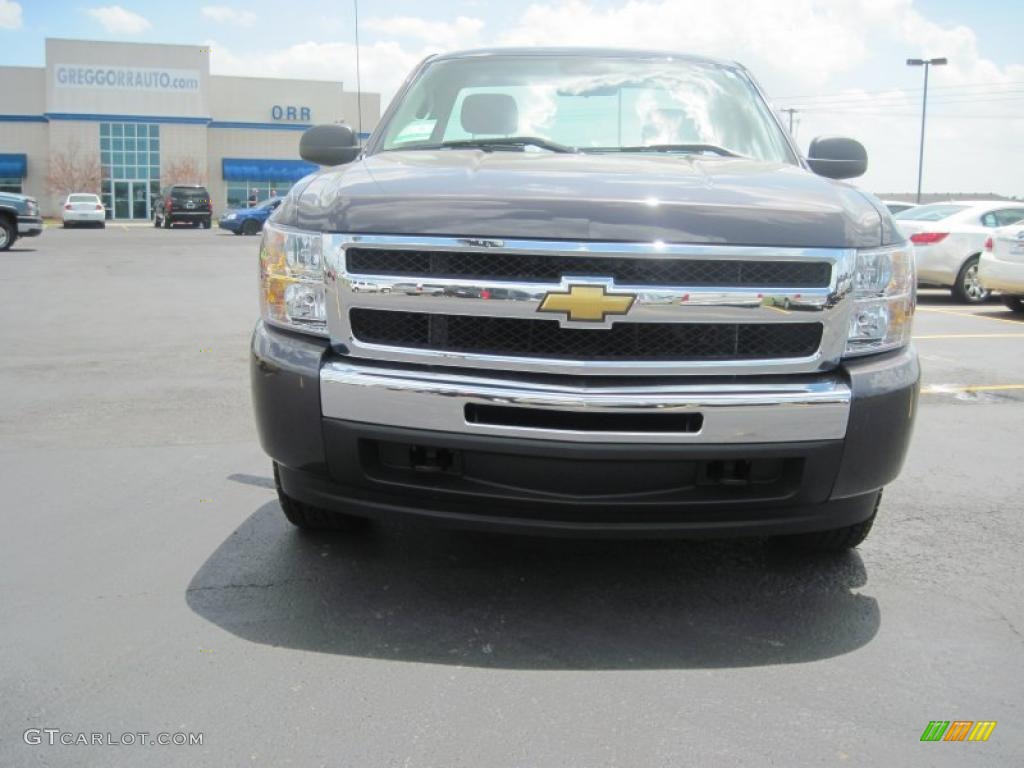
807,136,867,180
299,124,360,166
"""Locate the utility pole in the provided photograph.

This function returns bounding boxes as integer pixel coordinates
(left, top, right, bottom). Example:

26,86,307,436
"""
780,107,798,135
353,0,363,141
906,57,947,203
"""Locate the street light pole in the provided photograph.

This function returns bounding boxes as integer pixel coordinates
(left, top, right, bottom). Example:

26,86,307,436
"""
906,57,947,204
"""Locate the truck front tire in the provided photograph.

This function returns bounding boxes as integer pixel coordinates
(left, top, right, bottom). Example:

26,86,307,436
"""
778,491,880,553
0,217,16,250
273,463,369,532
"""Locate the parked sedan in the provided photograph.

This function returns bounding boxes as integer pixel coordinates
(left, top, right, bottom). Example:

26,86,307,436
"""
62,193,106,228
894,201,1024,303
881,200,916,215
980,226,1024,313
218,197,283,235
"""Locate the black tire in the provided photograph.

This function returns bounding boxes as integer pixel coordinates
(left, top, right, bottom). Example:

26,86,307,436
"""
779,492,881,553
98,221,106,229
153,215,160,228
202,218,212,229
0,216,15,251
241,219,260,236
63,220,72,228
1001,295,1024,314
273,463,369,532
951,255,990,304
232,229,242,236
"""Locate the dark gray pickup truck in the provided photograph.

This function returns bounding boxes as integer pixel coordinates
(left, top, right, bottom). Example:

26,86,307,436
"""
0,191,43,251
251,48,918,553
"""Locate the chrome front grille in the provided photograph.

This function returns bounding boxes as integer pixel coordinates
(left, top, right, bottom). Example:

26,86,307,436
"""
345,247,833,287
349,309,824,361
325,235,856,376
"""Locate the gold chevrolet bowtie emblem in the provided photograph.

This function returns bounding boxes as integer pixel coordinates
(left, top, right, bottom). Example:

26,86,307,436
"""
538,284,636,322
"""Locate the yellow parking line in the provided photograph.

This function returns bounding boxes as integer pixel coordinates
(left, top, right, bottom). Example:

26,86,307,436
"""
921,384,1024,395
914,333,1024,339
917,307,1024,326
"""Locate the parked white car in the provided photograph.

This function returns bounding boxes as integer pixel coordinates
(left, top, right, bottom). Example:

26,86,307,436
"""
62,193,106,228
894,201,1024,303
980,226,1024,314
881,200,916,215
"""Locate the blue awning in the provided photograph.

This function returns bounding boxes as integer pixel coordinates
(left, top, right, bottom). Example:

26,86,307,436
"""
222,158,318,183
0,153,27,178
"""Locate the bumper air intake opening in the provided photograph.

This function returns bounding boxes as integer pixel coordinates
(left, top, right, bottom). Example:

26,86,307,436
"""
465,404,704,433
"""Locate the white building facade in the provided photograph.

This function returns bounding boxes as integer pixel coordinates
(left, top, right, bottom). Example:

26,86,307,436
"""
0,38,380,218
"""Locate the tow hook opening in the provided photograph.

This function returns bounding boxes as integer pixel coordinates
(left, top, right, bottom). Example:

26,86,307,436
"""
409,445,458,474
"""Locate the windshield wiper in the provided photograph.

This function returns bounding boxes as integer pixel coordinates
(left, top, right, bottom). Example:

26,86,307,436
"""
587,143,741,157
398,137,578,154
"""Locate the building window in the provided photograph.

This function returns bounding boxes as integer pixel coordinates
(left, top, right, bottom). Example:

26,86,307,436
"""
0,177,22,194
226,181,283,210
100,122,160,219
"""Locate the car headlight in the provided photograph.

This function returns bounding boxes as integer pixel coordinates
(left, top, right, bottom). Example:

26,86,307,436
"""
259,220,327,336
844,243,915,357
26,200,39,216
224,213,237,220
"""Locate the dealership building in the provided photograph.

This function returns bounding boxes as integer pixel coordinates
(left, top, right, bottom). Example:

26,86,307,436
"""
0,38,380,218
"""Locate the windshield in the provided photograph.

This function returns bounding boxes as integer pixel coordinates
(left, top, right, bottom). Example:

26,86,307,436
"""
894,203,969,221
375,54,794,162
173,188,208,199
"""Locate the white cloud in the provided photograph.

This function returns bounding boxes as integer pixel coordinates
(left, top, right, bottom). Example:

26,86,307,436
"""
86,5,151,35
201,5,257,27
363,15,484,50
0,0,22,29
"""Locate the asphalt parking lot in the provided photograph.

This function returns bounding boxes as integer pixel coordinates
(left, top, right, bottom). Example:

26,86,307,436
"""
2,225,1022,766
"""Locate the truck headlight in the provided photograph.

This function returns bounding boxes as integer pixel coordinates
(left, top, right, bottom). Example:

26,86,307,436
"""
844,243,915,357
259,220,327,336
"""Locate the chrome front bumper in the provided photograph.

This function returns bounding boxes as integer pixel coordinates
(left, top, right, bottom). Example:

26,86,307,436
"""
320,360,851,444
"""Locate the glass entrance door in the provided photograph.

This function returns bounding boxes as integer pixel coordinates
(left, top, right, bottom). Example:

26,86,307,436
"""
131,182,148,220
113,181,130,219
112,181,150,220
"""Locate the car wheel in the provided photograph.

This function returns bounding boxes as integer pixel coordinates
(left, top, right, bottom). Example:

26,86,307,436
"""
951,255,990,304
153,215,160,228
241,219,260,236
778,491,881,553
0,217,14,251
98,221,105,229
202,219,212,229
1002,296,1024,314
273,463,369,532
63,220,72,228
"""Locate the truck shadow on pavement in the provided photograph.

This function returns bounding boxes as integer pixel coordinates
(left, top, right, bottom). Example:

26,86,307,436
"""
186,500,880,670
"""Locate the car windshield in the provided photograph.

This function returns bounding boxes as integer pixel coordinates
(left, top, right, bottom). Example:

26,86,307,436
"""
69,194,98,202
894,203,969,221
173,188,208,199
375,54,794,163
257,198,280,210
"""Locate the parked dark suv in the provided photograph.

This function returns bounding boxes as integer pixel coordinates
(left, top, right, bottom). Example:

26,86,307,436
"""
153,185,212,229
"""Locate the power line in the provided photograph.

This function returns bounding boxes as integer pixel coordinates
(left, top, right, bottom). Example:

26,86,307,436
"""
773,80,1024,101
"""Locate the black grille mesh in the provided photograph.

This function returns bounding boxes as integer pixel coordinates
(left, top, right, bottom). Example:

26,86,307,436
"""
349,309,823,361
346,248,831,287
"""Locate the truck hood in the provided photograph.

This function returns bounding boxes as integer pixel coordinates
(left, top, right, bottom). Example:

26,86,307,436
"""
282,151,888,248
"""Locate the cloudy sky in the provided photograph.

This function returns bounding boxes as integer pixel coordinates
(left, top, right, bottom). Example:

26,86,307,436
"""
3,0,1023,195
